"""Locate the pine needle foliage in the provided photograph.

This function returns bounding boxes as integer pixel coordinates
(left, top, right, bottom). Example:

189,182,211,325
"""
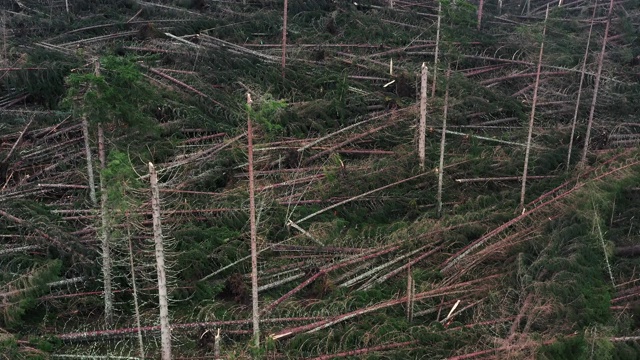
62,55,160,135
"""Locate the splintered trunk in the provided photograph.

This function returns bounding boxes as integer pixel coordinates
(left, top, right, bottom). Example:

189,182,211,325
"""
520,6,549,209
431,2,442,98
247,93,260,347
437,69,451,218
149,162,172,360
98,124,113,326
82,118,97,206
567,1,597,170
419,63,428,170
281,0,288,78
214,329,221,359
580,0,614,166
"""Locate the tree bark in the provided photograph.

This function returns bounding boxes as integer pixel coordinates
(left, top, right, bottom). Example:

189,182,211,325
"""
247,93,260,348
477,0,484,30
98,124,113,326
281,0,288,79
126,213,145,359
149,162,172,360
214,328,221,359
567,1,597,170
81,118,97,206
419,63,428,170
520,5,549,210
580,0,614,166
615,246,640,258
406,267,414,322
437,69,450,218
431,2,442,98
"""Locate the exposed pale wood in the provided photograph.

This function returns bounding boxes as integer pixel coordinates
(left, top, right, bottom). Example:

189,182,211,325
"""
431,2,442,97
419,63,428,169
81,119,97,206
98,122,113,327
149,162,172,360
437,69,450,218
247,93,260,348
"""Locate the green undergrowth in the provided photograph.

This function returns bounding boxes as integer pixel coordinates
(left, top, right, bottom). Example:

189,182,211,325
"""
3,0,640,358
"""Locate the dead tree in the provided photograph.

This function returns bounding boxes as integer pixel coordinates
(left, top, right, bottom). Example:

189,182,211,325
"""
149,162,172,360
567,1,597,170
477,0,484,30
126,213,145,359
431,2,442,98
437,68,451,218
281,0,288,79
98,123,113,326
81,118,97,206
419,63,428,170
247,93,260,348
580,0,614,166
520,6,549,210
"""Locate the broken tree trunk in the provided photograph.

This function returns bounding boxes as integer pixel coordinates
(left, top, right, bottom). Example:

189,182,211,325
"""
307,341,418,360
406,266,414,322
282,0,288,78
615,246,640,258
580,0,614,167
520,5,549,210
98,123,113,327
271,275,499,340
247,93,260,348
214,328,221,359
149,162,172,360
419,63,428,170
567,1,597,170
295,172,428,224
431,2,442,98
81,118,97,206
262,246,399,314
437,68,450,218
126,213,145,359
477,0,485,30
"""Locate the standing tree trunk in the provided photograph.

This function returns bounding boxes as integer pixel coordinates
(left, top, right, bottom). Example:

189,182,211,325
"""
214,328,221,359
580,0,614,167
419,63,428,170
567,1,597,170
477,0,484,30
437,68,451,218
81,118,97,206
126,212,145,359
247,93,260,348
520,5,549,210
431,2,442,98
2,12,6,62
149,162,172,360
281,0,288,79
98,124,113,326
406,267,414,322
